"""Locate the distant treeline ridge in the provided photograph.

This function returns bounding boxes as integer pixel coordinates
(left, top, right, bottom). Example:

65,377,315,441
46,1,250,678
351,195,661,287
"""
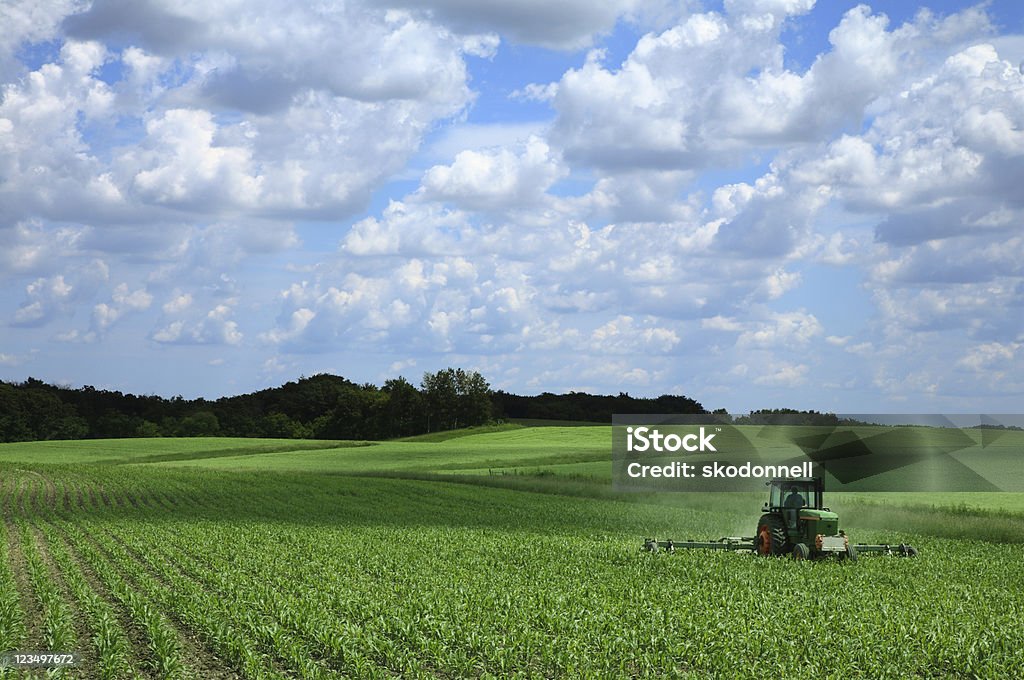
0,372,712,442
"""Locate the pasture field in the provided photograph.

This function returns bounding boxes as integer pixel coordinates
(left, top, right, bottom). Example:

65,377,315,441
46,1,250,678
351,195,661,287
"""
0,427,1021,678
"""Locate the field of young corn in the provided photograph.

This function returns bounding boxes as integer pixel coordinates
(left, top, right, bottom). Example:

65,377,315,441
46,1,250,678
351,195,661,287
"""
0,435,1022,678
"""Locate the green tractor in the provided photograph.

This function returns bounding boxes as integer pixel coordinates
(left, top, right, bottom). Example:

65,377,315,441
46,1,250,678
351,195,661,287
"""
756,477,856,561
643,477,918,560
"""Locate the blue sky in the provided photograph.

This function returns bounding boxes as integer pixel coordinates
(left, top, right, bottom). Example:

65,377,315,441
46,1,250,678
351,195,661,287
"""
1,0,1022,412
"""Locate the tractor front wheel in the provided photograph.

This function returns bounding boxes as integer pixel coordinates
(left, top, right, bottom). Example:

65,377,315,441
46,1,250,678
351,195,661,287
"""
792,543,810,561
756,514,787,556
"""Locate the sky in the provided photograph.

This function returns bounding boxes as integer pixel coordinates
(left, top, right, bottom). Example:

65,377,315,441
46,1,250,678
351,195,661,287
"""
1,0,1023,412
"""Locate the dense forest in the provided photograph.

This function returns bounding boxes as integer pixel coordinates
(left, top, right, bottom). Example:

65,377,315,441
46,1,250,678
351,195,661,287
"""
0,372,709,443
492,391,705,422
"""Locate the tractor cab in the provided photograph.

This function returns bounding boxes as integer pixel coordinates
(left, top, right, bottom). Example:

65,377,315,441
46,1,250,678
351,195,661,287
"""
763,477,826,513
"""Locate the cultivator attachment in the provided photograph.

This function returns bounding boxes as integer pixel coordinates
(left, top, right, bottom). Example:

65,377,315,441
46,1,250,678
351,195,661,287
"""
641,536,919,558
641,478,920,560
852,543,919,557
643,537,755,553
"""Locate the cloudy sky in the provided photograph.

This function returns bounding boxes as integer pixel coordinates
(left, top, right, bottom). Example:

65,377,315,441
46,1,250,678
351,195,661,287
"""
1,0,1022,411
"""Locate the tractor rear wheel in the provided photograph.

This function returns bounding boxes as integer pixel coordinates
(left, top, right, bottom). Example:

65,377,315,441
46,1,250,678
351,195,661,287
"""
756,514,787,556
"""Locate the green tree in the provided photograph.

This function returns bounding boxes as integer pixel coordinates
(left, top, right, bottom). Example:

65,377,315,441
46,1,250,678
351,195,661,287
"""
422,369,458,431
379,376,426,438
421,368,492,431
259,412,309,439
0,384,32,442
135,420,162,437
177,411,221,437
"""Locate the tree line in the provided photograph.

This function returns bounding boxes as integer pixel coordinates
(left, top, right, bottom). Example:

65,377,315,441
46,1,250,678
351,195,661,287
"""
0,372,710,442
0,369,490,442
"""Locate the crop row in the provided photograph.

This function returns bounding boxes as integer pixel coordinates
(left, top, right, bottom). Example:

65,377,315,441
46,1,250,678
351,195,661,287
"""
0,471,218,679
3,464,1024,678
0,521,25,680
18,521,75,660
82,493,1024,678
40,523,138,679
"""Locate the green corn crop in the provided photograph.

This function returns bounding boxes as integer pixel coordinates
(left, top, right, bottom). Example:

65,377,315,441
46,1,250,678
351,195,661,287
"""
0,433,1022,678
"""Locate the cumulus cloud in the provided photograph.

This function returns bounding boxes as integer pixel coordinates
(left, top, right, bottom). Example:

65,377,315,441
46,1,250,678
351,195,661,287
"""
546,4,990,170
702,316,745,332
11,260,109,327
420,136,566,211
248,3,1023,408
0,0,85,79
152,303,242,345
127,109,262,210
260,257,511,354
0,1,480,248
162,293,193,315
90,283,153,334
589,315,680,354
753,362,809,387
958,342,1019,372
370,0,650,49
2,0,1021,408
738,311,823,348
0,221,89,277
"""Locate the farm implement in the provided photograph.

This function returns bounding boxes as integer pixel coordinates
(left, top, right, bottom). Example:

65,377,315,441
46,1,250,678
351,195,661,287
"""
643,477,918,561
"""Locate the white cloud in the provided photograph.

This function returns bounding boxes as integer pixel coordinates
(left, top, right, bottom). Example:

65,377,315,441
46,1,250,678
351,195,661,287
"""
128,109,261,209
10,260,109,327
1,0,1021,410
152,303,242,345
795,42,1024,240
958,342,1019,372
738,311,822,348
370,0,649,49
753,362,809,387
387,358,417,374
420,136,565,211
760,268,802,299
162,293,193,314
702,316,744,332
90,283,153,333
547,4,990,171
0,0,85,79
589,315,680,354
576,170,697,224
0,1,480,250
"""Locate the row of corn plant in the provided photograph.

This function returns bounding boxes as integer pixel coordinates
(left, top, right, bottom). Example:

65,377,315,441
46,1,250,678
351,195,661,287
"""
57,522,185,679
39,522,137,680
91,523,340,680
0,519,25,659
59,520,278,680
18,521,75,658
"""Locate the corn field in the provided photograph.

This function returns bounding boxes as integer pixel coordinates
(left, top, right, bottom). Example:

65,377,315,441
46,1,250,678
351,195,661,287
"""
0,452,1022,678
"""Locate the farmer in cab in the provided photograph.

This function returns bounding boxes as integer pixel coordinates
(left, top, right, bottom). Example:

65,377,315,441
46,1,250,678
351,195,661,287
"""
784,485,805,528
